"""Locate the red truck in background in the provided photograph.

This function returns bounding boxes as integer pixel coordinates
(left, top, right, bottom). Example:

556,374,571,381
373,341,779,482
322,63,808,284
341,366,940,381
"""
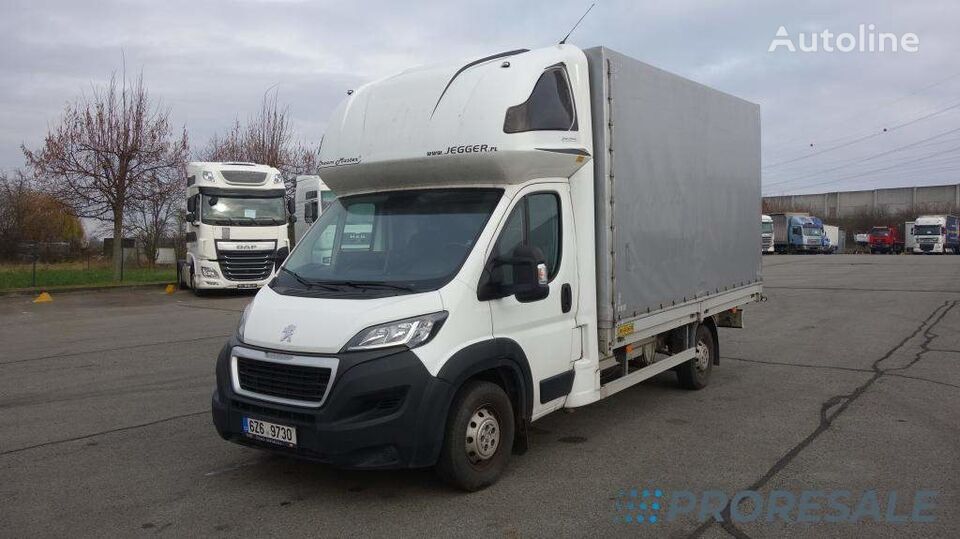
869,225,905,254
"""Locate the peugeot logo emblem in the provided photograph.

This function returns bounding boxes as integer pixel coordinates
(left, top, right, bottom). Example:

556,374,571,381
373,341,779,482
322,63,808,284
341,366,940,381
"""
280,324,296,343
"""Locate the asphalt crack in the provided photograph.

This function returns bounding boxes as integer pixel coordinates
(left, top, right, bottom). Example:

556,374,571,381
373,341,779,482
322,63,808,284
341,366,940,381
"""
690,300,957,539
0,334,230,366
0,410,207,457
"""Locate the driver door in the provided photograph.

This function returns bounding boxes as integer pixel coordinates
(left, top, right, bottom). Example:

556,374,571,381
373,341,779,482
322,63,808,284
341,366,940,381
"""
486,184,580,417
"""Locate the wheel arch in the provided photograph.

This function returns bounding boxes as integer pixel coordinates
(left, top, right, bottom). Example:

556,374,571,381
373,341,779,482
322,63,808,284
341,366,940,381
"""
435,338,534,454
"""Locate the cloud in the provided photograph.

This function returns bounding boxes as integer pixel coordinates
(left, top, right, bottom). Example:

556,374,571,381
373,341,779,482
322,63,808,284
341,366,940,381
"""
2,0,959,195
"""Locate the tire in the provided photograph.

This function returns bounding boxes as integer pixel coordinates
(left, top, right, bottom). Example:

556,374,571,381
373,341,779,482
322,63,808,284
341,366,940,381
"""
676,324,715,390
436,380,515,492
191,266,206,297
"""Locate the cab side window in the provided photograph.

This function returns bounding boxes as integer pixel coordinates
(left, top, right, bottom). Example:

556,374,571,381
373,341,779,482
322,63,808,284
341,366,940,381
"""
492,192,562,285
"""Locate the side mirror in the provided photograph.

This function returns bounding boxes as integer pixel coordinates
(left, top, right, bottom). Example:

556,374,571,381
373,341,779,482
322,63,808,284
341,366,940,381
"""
510,246,550,302
287,198,296,215
185,212,196,223
289,214,298,223
187,197,196,213
477,245,550,302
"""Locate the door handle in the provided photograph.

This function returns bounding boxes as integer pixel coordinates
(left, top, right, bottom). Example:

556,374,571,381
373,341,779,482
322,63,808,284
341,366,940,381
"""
561,283,572,313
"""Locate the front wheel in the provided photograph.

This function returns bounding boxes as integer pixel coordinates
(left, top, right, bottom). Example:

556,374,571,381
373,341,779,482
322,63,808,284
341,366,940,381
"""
677,324,715,390
436,381,515,492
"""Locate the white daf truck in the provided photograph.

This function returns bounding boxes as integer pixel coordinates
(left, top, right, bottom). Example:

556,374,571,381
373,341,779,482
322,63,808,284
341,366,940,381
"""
761,214,774,253
211,45,762,490
180,162,295,295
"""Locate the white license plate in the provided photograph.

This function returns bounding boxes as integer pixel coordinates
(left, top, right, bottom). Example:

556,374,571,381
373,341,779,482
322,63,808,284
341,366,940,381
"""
242,417,297,447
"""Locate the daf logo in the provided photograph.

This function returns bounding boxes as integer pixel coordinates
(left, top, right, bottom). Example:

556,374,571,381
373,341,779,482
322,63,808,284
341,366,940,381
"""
236,244,257,250
280,324,296,343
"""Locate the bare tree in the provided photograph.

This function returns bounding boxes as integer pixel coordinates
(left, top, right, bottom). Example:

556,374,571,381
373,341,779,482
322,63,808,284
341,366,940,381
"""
22,72,188,279
200,90,316,196
125,168,183,267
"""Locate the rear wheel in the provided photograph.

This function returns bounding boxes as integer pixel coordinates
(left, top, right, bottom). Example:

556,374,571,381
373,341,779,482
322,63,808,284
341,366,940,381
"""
436,381,515,492
677,324,715,390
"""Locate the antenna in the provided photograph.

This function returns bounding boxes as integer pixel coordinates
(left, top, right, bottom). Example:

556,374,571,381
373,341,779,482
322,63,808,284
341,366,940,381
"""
559,2,596,45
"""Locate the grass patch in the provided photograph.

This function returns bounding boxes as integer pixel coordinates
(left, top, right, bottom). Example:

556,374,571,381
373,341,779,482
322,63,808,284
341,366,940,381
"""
0,261,176,290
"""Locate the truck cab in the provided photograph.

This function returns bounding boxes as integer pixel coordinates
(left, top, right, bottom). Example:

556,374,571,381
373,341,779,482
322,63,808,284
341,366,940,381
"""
293,175,336,245
180,162,293,295
913,215,959,254
761,214,774,253
868,225,903,254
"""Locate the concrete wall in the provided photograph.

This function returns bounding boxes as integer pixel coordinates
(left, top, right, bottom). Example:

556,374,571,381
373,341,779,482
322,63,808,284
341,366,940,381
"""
764,183,960,218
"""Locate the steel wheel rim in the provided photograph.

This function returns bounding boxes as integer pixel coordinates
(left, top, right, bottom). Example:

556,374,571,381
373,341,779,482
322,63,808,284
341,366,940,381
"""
465,406,500,464
695,339,710,372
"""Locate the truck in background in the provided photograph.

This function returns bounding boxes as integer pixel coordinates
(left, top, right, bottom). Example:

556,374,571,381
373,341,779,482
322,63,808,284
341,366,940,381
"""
293,175,336,244
868,224,904,254
904,221,917,253
212,45,762,490
179,162,295,296
771,212,824,253
761,215,774,253
822,224,843,253
913,214,960,254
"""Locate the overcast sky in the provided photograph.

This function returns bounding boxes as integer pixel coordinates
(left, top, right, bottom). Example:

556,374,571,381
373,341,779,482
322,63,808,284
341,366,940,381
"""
2,0,959,196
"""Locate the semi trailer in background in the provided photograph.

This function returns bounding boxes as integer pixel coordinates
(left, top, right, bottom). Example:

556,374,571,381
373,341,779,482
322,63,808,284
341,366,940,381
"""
293,175,336,244
212,44,762,490
761,214,774,253
913,214,959,254
904,221,917,253
770,212,825,253
179,162,294,295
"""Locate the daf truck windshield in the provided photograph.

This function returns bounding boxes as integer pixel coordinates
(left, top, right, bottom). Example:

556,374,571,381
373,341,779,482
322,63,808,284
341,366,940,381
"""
274,188,503,297
915,225,943,236
201,195,285,225
761,223,773,233
802,226,823,236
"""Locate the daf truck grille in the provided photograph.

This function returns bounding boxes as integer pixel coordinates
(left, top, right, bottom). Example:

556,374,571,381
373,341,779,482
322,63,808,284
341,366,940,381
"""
237,357,332,403
220,171,268,185
218,250,275,281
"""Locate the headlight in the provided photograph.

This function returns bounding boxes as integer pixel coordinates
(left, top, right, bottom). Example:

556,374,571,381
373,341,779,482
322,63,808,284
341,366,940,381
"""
202,170,216,182
237,304,251,340
343,311,448,352
201,266,219,278
272,173,284,184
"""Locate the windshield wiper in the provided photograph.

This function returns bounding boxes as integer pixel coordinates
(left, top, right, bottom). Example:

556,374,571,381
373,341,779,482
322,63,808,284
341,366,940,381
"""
279,267,339,291
325,280,416,292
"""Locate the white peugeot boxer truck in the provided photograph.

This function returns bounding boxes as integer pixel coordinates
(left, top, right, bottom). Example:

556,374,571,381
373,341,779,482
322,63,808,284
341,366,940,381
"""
212,45,762,490
180,162,295,295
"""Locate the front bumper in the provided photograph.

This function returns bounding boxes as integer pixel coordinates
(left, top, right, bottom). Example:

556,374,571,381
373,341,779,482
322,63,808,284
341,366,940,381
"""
211,337,453,469
195,262,271,289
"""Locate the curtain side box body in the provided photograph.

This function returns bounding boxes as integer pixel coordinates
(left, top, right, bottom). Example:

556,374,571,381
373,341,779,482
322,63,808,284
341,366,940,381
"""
584,47,762,352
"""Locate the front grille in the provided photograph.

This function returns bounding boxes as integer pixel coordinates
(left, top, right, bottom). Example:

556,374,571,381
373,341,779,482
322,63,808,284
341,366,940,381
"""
221,171,268,185
218,250,274,281
237,357,331,403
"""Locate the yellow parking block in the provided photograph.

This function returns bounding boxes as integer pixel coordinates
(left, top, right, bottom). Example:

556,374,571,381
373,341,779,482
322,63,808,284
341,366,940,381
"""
165,284,176,294
33,291,53,303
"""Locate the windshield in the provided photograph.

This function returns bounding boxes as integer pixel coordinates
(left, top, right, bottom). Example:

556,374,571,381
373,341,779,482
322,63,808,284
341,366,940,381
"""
761,222,773,233
915,225,943,236
201,194,285,225
870,228,889,236
802,226,823,236
275,188,503,297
